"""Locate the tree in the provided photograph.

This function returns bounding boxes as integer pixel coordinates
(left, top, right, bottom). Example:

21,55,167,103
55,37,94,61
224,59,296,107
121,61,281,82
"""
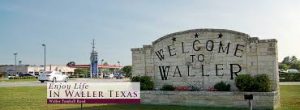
280,56,300,71
291,56,298,63
279,63,289,70
121,65,132,77
74,68,89,78
103,62,108,66
290,61,300,70
66,61,76,67
109,68,115,73
282,56,291,64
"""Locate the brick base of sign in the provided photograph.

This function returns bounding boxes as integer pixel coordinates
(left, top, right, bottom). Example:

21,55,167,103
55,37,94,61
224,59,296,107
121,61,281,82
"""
141,91,280,109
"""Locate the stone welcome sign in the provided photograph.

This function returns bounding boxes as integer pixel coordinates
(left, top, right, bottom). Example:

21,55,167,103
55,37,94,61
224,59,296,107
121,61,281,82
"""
132,29,279,91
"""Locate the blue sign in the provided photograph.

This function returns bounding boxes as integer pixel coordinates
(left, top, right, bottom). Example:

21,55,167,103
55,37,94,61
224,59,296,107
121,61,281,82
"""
91,60,98,77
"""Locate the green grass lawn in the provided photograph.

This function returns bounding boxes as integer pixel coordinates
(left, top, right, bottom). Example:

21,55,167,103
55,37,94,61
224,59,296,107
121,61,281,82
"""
0,85,299,110
279,85,300,110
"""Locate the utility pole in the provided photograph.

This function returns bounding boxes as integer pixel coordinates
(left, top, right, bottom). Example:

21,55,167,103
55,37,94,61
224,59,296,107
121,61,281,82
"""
42,44,46,71
14,53,17,75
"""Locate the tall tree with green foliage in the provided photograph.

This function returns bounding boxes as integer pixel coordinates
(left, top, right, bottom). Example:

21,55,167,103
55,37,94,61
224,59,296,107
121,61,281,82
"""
121,65,132,77
279,56,300,71
74,68,89,78
290,61,300,70
291,56,298,63
282,56,291,64
103,62,108,65
279,63,289,70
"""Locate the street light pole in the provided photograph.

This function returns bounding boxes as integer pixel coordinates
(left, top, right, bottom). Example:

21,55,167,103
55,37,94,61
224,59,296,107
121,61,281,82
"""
14,53,17,75
42,44,46,71
100,59,104,78
117,61,120,71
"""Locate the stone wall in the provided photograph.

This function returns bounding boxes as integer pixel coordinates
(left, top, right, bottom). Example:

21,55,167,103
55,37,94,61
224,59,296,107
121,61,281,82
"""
131,29,279,91
141,91,280,109
132,28,280,109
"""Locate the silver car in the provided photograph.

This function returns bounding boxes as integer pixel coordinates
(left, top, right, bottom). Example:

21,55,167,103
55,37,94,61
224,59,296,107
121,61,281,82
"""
38,71,68,83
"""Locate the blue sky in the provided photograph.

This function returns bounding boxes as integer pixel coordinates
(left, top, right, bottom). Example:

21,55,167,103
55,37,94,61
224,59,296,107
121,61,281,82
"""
0,0,300,66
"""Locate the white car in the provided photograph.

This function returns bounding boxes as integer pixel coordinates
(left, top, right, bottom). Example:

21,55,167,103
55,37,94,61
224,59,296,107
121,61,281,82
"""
38,71,68,83
109,73,114,79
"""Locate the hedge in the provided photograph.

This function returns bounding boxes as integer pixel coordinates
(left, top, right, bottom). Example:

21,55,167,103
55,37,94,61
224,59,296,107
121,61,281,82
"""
235,74,271,92
131,76,154,90
214,81,230,91
280,73,300,81
161,84,175,91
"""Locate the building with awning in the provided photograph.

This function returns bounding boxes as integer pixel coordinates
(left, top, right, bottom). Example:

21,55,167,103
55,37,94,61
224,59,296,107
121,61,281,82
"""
0,64,123,77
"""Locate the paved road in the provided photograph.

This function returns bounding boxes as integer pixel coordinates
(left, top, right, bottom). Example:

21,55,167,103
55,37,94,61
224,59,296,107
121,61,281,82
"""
279,82,300,85
0,78,130,87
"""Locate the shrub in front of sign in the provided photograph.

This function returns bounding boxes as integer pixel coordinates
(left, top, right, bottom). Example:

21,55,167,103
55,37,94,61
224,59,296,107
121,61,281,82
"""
214,81,231,91
252,74,271,92
140,76,154,90
161,84,175,91
235,74,254,91
131,76,141,82
235,74,271,92
131,76,154,90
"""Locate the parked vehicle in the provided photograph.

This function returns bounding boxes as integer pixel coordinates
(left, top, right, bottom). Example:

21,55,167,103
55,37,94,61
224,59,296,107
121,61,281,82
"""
18,73,34,77
109,73,114,79
287,69,300,73
103,73,109,79
7,75,16,79
38,71,68,83
114,73,125,79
